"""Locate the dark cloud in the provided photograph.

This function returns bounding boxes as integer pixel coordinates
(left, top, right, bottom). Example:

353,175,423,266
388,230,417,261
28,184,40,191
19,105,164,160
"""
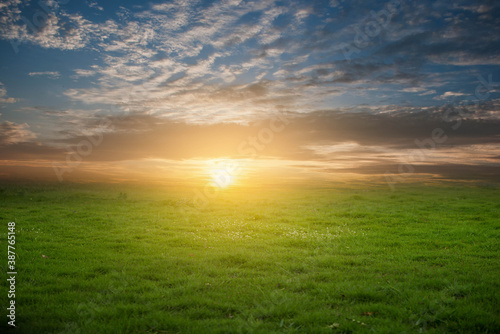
325,163,500,182
5,100,497,162
0,142,63,161
289,105,500,150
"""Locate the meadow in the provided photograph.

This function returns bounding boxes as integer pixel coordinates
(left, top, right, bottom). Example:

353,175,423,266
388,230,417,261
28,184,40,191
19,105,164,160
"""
0,181,499,333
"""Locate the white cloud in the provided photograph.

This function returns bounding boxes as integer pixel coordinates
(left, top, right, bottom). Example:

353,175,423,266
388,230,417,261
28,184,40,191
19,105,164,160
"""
429,53,500,66
28,71,61,79
0,7,98,50
401,87,426,93
433,91,468,100
454,4,492,14
57,0,306,122
419,89,437,96
88,0,104,11
0,82,16,103
4,0,488,125
72,69,96,79
0,117,37,144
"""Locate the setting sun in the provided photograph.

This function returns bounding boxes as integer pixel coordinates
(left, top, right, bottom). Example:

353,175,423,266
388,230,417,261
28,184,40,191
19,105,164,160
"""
206,159,242,189
210,167,235,188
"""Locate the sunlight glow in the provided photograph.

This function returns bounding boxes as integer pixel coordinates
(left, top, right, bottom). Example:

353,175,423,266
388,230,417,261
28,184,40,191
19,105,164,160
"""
211,168,235,188
206,159,242,189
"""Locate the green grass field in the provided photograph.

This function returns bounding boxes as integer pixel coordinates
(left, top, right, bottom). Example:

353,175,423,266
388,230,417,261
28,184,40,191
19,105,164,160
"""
1,182,499,333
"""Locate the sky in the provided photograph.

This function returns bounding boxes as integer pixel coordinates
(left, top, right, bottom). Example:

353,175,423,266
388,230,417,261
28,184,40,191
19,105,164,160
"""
0,0,499,188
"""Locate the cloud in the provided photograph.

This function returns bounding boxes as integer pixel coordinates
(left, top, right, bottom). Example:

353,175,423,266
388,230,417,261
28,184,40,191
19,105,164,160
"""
401,87,427,93
1,98,499,182
3,0,493,122
318,162,500,182
0,82,16,103
0,119,37,145
1,12,95,50
0,0,113,50
71,68,96,79
433,91,468,100
419,89,436,96
15,99,499,162
375,1,500,66
87,0,103,11
53,1,319,120
28,71,61,79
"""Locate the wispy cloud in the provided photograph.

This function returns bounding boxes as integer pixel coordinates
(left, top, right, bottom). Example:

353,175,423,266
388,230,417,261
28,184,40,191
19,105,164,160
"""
2,0,495,123
87,0,103,11
433,91,468,100
28,71,61,79
71,68,97,79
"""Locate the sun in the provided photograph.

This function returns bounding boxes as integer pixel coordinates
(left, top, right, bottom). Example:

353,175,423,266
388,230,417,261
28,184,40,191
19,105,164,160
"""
206,159,241,189
211,168,235,188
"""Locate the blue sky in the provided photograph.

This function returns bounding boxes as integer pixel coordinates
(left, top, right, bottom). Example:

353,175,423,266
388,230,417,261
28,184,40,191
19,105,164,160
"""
0,0,499,184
